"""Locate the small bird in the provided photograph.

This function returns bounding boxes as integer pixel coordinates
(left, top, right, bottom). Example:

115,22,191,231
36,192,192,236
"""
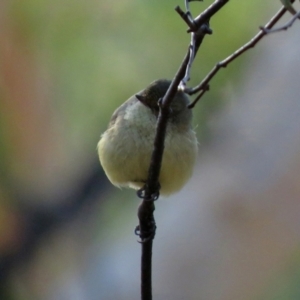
97,79,198,196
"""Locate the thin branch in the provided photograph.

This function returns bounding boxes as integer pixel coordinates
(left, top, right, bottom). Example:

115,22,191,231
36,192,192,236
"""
186,5,292,99
260,10,300,34
136,201,155,300
190,0,230,32
187,85,209,108
180,22,212,90
137,53,190,300
175,6,196,31
141,239,153,300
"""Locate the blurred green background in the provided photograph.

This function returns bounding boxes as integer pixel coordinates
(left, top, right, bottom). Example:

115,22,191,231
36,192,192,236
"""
1,0,300,299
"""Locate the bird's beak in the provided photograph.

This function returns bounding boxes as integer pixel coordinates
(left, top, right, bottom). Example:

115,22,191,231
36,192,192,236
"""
135,94,146,104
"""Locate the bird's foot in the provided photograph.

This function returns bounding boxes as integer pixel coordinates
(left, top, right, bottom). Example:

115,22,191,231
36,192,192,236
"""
137,182,160,201
134,221,157,243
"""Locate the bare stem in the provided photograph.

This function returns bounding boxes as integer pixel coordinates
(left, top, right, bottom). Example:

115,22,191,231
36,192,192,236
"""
186,5,292,105
260,10,300,34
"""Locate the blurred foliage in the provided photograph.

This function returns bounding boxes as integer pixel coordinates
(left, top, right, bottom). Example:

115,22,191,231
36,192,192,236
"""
3,0,273,152
2,0,296,299
0,0,274,194
259,251,300,300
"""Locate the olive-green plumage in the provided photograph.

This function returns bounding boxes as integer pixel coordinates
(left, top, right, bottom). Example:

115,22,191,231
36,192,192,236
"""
97,79,198,196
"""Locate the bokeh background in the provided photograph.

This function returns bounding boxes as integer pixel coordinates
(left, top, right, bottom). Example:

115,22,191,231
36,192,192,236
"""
1,1,300,299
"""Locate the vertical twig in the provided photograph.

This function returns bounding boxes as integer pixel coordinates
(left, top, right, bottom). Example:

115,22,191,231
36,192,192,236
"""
137,50,191,300
136,3,228,299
